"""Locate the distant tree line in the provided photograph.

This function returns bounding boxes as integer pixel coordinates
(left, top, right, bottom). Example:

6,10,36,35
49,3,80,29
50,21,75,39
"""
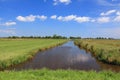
69,36,81,39
83,37,114,40
69,36,114,40
96,37,114,40
2,35,115,40
7,34,67,39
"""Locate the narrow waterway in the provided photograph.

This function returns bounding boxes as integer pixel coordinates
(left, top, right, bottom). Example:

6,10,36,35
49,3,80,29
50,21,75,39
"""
8,41,120,72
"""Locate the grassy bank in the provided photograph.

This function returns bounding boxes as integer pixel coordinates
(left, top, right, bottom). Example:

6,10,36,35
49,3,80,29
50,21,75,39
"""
0,69,120,80
74,39,120,65
0,39,67,69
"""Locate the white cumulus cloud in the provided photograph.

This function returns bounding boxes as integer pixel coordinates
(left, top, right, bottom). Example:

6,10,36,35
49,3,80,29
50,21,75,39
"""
53,0,71,5
100,10,116,16
56,15,91,23
16,15,36,22
114,16,120,22
57,16,63,21
97,17,110,23
57,15,76,21
16,15,47,22
63,15,76,21
74,17,90,23
37,15,47,21
50,15,57,19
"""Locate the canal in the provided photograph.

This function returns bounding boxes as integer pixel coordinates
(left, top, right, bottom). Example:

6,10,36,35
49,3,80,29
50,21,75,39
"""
8,41,120,72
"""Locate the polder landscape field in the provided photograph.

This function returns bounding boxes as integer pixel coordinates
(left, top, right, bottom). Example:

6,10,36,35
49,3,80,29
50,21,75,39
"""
0,39,67,69
74,39,120,65
0,38,120,80
1,0,120,80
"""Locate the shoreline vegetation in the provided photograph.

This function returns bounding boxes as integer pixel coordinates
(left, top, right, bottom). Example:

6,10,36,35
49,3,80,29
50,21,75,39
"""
74,39,120,65
0,69,120,80
0,39,68,70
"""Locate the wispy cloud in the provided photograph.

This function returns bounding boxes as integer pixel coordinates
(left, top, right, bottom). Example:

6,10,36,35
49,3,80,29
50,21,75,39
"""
116,11,120,15
0,28,16,34
98,27,120,38
97,0,114,6
97,0,120,6
100,10,116,16
0,21,16,26
114,15,120,22
53,0,71,5
99,10,120,22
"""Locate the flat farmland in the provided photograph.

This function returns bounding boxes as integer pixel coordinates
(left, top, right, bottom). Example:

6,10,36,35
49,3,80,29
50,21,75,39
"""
75,39,120,65
0,39,67,69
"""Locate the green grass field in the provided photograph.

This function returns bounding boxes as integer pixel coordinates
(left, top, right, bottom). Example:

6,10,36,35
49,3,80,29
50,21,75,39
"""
0,69,120,80
74,39,120,65
0,39,120,80
0,39,67,69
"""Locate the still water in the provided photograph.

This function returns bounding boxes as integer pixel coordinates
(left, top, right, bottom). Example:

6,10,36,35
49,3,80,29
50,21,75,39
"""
8,41,120,72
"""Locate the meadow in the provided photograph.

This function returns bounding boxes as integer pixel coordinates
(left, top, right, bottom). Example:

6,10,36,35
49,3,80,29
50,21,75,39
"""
0,69,120,80
74,39,120,65
0,39,120,80
0,39,67,69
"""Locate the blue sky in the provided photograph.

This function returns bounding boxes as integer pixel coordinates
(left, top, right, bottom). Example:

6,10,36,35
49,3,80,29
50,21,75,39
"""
0,0,120,38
